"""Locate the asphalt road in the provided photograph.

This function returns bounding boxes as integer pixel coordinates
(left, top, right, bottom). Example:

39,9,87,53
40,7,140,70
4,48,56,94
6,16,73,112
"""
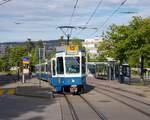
0,95,61,120
0,76,150,120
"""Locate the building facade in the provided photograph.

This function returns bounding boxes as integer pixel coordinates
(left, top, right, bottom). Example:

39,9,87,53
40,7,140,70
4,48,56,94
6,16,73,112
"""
0,45,6,56
82,38,103,60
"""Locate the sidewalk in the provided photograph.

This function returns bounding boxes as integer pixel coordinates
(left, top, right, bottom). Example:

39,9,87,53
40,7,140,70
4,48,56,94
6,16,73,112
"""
88,77,150,99
1,76,150,99
0,78,53,98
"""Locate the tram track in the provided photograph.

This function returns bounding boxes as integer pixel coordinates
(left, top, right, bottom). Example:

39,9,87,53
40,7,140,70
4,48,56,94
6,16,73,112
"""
64,94,79,120
89,81,150,106
62,93,108,120
89,82,150,117
79,94,108,120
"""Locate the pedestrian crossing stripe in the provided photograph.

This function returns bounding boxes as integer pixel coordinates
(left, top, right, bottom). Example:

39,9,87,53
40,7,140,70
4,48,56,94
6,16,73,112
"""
0,89,15,96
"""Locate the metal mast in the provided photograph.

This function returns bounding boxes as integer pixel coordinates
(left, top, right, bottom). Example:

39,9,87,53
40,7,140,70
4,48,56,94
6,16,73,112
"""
57,26,76,45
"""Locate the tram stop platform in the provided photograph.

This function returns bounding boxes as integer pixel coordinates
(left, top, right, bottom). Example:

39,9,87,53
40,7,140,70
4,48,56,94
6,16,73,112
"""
0,78,53,99
87,76,150,99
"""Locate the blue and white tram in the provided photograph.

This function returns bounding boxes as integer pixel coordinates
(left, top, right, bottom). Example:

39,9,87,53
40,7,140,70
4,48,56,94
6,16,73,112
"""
50,46,86,93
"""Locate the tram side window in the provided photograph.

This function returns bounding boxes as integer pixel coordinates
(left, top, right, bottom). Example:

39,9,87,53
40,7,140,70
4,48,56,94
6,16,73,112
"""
82,57,86,74
41,64,45,72
57,57,64,74
45,64,49,72
47,62,51,72
35,66,39,71
52,60,56,75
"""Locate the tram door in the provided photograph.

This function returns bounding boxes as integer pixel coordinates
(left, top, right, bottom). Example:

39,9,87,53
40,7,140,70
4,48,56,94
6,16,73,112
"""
51,58,56,77
120,64,131,84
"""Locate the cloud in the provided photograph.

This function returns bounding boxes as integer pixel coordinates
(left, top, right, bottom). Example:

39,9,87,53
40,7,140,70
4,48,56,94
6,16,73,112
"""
0,0,150,42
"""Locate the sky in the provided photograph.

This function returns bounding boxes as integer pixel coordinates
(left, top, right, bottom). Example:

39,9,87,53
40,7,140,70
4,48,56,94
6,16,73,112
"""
0,0,150,43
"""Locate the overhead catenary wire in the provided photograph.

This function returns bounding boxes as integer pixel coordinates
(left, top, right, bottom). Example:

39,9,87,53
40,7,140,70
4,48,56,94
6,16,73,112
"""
76,0,103,36
0,0,11,6
57,0,79,44
64,0,79,38
68,0,79,27
99,0,127,29
85,0,103,26
88,0,128,38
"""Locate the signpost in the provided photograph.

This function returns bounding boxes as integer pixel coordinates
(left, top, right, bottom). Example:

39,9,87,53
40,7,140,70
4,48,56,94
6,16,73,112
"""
22,57,30,83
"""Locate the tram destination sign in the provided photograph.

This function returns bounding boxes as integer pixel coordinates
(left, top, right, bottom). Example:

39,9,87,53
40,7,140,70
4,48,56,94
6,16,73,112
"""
66,45,79,55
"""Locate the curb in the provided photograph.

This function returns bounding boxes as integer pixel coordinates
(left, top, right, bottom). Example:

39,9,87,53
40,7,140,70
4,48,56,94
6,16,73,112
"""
0,87,53,99
15,93,52,99
0,88,16,96
15,86,53,99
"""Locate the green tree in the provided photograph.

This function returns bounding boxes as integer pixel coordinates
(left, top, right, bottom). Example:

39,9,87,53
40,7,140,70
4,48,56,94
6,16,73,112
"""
127,17,150,81
98,16,150,82
59,36,65,46
71,38,85,50
46,50,56,60
99,24,129,63
9,45,27,67
25,38,35,53
36,40,44,48
1,46,12,71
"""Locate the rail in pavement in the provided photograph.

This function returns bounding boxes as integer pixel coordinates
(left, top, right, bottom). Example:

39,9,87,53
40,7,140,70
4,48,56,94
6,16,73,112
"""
87,77,150,99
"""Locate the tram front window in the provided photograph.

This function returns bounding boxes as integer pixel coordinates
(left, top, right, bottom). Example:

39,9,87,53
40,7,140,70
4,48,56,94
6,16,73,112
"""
65,57,80,74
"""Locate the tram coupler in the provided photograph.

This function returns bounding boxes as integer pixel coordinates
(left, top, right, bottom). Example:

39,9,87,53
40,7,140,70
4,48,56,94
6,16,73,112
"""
70,85,78,93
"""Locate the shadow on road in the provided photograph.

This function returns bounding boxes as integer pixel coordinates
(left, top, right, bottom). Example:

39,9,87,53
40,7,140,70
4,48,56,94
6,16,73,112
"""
0,74,33,87
0,95,56,120
0,74,19,87
85,84,95,93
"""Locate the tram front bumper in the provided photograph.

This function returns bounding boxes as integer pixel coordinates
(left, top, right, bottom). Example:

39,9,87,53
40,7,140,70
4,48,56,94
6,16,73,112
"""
70,85,78,93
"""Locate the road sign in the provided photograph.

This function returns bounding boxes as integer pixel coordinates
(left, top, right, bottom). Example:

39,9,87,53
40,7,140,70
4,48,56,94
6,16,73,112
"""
22,57,30,64
23,68,29,74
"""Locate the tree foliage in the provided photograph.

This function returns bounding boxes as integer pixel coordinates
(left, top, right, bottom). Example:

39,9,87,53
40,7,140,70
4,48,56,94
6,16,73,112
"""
0,39,38,72
71,37,85,51
98,16,150,67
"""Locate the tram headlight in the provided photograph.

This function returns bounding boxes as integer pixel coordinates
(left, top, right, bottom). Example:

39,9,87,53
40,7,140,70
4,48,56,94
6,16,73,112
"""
72,79,75,82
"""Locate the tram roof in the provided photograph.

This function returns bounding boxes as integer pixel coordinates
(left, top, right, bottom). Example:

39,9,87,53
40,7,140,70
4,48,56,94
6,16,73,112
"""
86,61,118,65
56,46,85,53
86,62,108,65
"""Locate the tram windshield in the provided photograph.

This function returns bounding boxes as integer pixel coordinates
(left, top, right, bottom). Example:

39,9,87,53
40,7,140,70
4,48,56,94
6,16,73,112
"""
65,57,80,74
